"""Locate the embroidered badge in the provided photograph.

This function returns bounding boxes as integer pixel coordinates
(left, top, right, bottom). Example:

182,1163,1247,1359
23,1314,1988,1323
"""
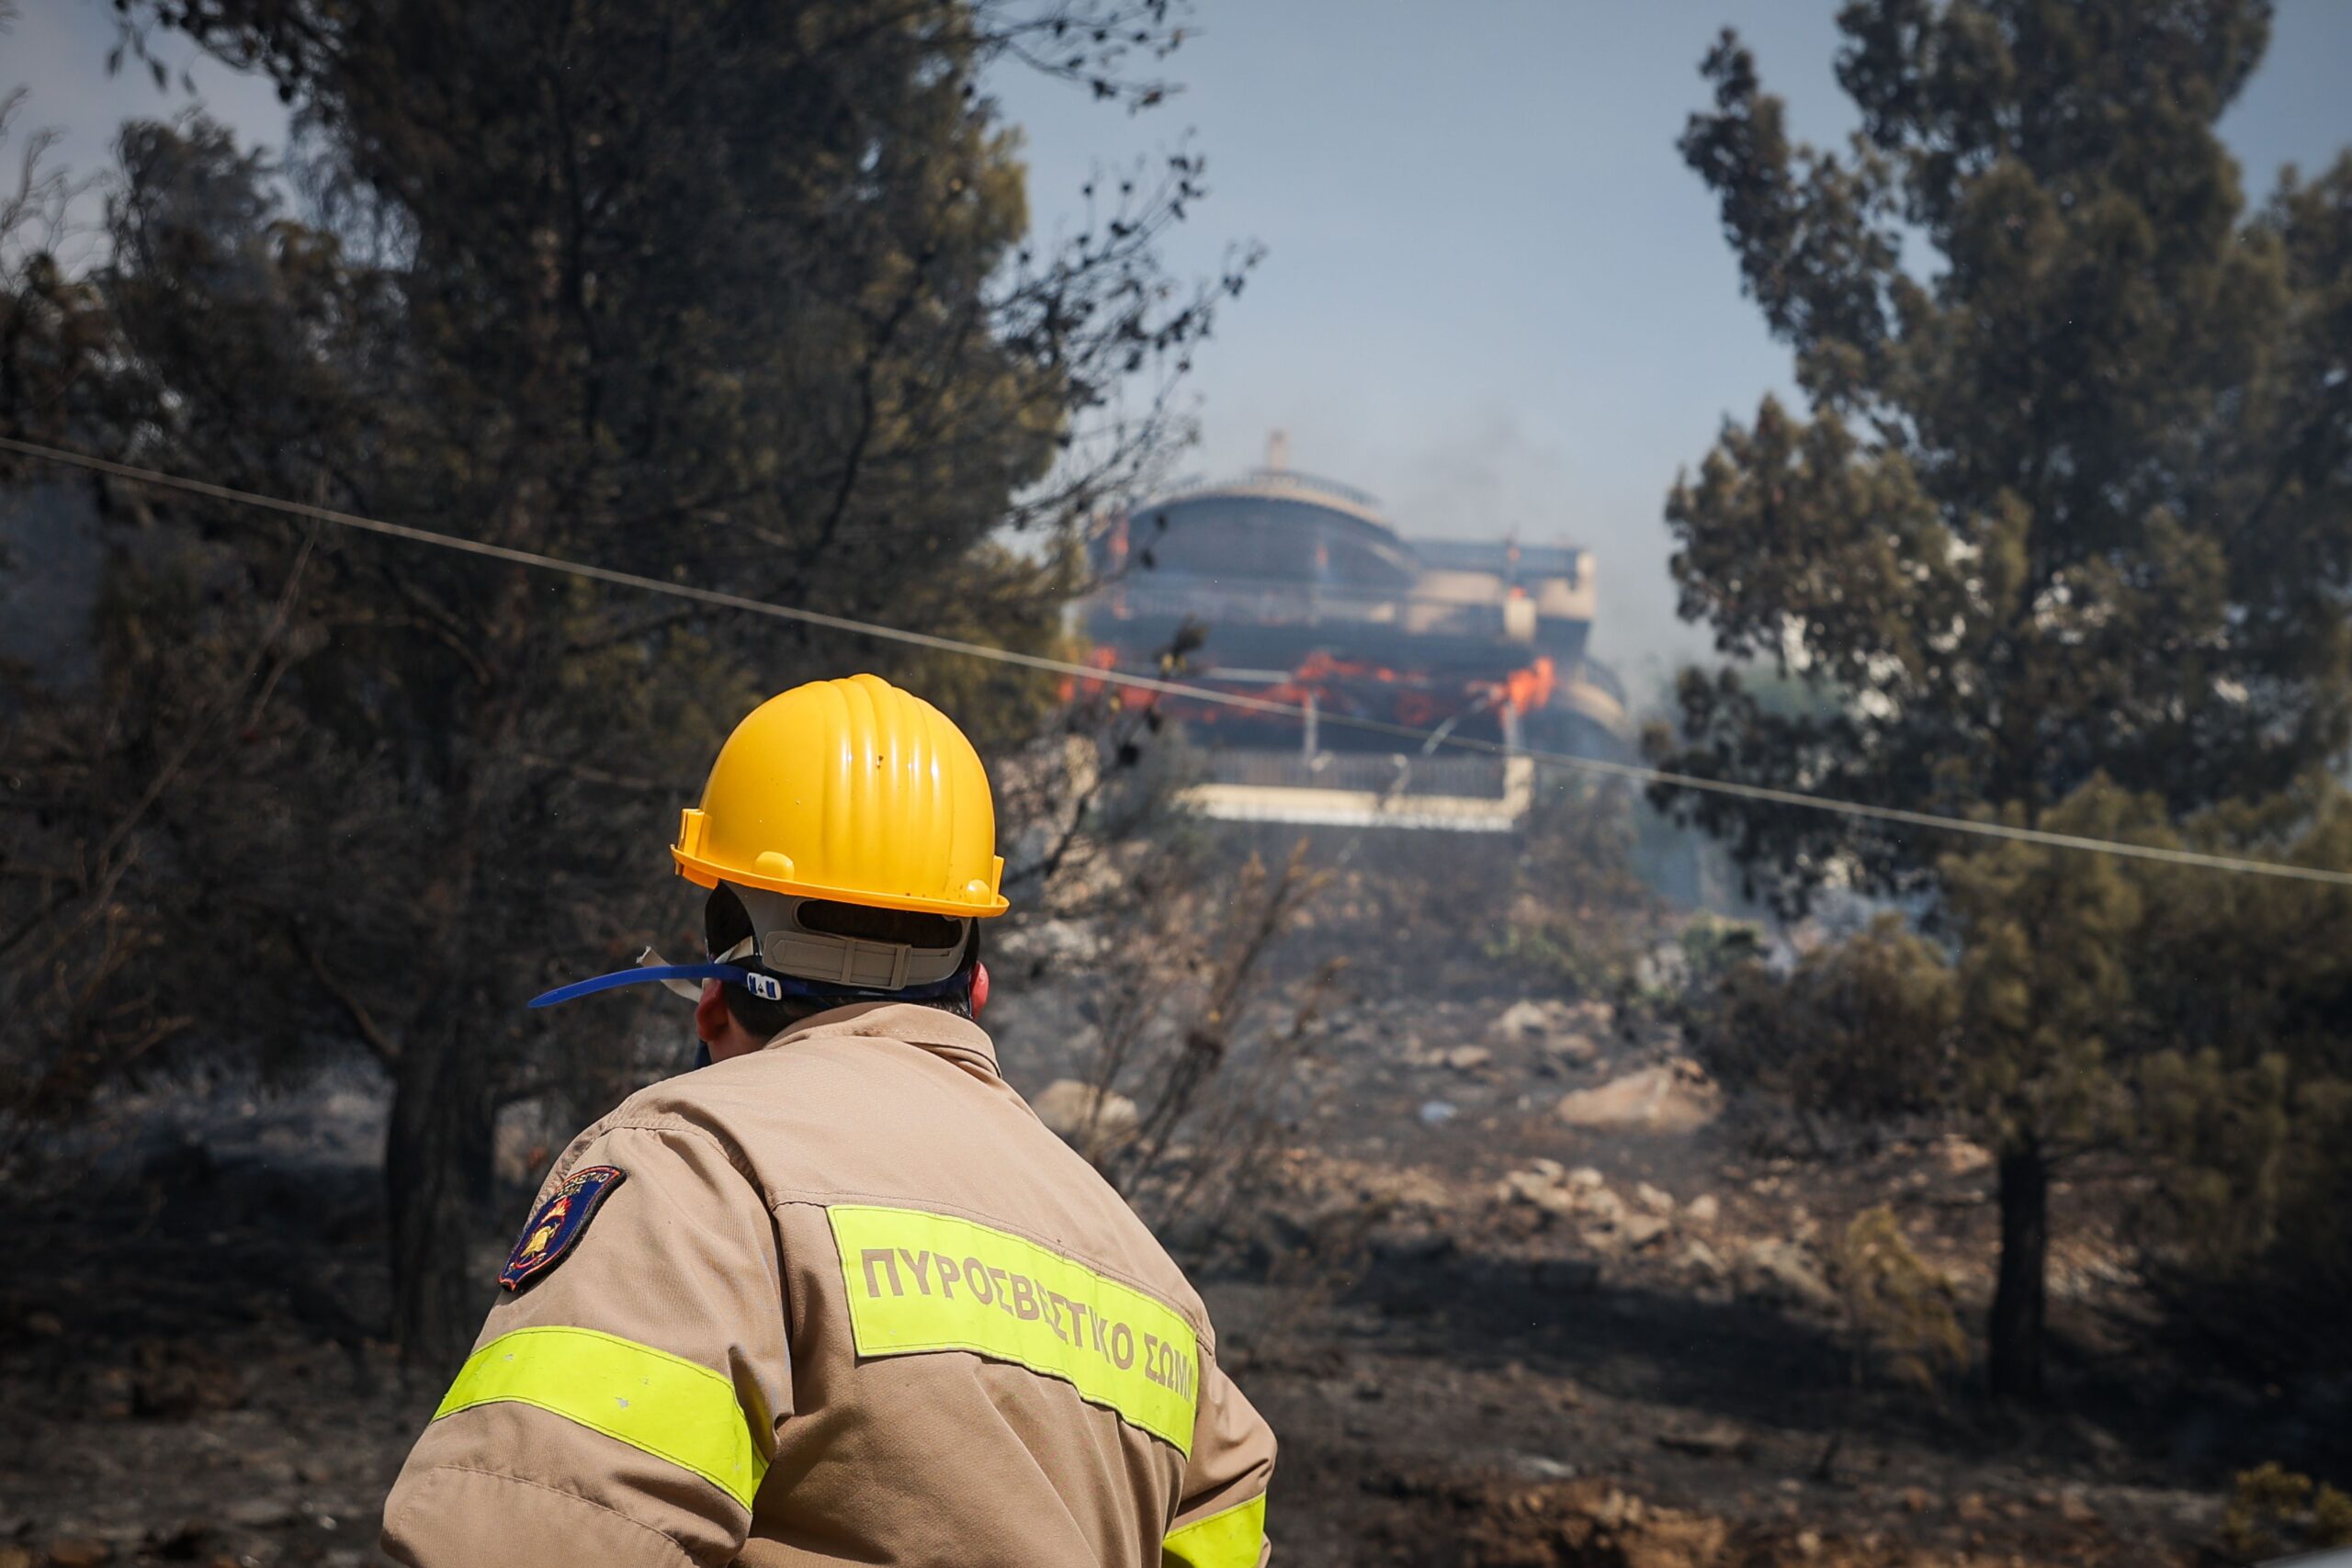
498,1164,627,1291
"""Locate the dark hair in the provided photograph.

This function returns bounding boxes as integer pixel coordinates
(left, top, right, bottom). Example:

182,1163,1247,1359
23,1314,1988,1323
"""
702,886,979,1039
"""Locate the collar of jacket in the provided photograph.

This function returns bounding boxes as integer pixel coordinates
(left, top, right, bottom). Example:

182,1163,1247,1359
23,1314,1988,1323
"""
764,999,1001,1077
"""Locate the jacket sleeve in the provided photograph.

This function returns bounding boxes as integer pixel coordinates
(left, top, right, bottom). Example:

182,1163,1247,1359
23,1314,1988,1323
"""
381,1119,790,1568
1161,1352,1276,1568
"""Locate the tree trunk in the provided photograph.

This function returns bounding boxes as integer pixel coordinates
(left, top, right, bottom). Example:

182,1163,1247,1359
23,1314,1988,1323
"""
1987,1139,2049,1402
386,994,499,1378
385,660,524,1376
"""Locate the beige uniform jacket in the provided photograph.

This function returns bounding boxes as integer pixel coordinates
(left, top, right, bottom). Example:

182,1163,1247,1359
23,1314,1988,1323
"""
381,1002,1275,1568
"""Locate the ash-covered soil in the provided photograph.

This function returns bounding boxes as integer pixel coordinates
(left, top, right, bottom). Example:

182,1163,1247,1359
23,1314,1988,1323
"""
0,1079,429,1568
0,953,2312,1567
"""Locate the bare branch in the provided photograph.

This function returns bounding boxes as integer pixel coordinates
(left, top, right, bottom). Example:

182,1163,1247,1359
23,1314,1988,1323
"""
295,923,401,1068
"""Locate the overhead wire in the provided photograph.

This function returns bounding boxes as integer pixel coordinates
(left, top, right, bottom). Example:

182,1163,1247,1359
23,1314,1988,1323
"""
6,431,2349,888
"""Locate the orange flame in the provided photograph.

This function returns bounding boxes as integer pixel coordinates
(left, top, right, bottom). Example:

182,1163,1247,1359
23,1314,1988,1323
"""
1069,647,1557,730
1496,656,1556,716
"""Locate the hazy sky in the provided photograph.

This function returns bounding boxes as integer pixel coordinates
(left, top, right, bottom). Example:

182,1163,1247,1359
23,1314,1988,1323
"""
10,1,2351,694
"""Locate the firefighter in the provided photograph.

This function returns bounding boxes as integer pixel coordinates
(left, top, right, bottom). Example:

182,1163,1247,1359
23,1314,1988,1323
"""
380,673,1275,1568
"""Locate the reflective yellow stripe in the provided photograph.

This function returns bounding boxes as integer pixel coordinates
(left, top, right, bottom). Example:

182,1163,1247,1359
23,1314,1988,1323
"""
1162,1493,1268,1568
827,1204,1201,1454
435,1325,768,1508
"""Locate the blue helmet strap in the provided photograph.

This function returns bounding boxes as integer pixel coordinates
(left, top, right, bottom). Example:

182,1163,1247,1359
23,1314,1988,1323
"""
528,953,971,1010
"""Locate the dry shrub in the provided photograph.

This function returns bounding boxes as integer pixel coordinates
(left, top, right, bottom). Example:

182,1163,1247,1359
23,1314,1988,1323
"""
1832,1206,1966,1396
1487,775,1668,1004
2220,1461,2352,1562
1687,914,1956,1126
1081,840,1335,1240
1813,1205,1964,1480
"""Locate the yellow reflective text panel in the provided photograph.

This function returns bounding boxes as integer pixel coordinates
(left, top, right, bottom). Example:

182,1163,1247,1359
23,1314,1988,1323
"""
828,1204,1200,1453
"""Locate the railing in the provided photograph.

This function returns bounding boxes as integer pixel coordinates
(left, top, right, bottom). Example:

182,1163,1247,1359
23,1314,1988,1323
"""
1566,657,1625,707
1098,578,1516,639
1200,750,1516,800
1177,752,1536,832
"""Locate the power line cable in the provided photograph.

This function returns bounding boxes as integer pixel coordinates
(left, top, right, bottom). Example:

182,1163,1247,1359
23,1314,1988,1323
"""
6,432,2349,888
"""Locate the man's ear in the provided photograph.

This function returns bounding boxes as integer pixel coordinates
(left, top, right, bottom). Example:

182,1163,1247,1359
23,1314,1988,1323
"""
695,978,733,1045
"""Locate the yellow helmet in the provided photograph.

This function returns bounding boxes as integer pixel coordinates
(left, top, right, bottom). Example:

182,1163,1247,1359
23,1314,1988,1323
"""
671,673,1008,918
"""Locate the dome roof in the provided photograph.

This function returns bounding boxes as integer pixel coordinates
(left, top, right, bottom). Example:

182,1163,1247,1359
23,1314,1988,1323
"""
1127,470,1419,590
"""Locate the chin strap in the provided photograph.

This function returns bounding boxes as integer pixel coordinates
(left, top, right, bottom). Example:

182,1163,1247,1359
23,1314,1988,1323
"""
528,944,972,1010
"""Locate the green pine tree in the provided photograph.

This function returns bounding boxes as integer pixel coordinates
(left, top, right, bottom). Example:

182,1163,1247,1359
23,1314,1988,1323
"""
1657,0,2352,1398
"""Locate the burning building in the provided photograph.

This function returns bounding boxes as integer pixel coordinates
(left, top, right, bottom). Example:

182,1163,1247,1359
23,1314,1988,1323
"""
1080,445,1633,830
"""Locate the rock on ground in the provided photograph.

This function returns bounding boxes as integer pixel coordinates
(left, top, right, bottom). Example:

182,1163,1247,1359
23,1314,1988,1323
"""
1933,1134,1994,1176
1030,1079,1139,1148
1677,1238,1726,1280
1544,1032,1601,1065
1655,1417,1758,1459
1487,998,1612,1062
1620,1213,1671,1249
990,916,1108,968
1487,999,1555,1043
1555,1065,1720,1133
1739,1238,1838,1312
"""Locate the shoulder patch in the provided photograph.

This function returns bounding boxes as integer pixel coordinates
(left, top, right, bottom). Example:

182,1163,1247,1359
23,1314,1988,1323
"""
499,1164,627,1291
